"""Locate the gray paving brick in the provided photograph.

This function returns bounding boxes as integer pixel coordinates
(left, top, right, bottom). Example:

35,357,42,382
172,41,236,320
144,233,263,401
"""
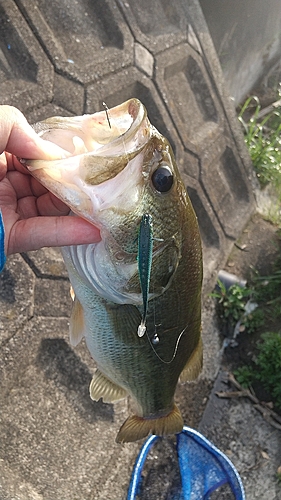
201,141,252,239
21,248,68,279
117,0,187,54
155,43,223,154
53,73,84,115
0,254,34,343
15,0,134,84
26,104,73,124
0,0,53,114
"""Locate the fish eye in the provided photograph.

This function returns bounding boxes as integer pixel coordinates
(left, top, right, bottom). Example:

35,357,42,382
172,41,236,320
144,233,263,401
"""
151,165,173,193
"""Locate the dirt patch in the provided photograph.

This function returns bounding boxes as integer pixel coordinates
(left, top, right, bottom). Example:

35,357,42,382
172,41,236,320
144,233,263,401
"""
224,212,281,280
216,212,281,411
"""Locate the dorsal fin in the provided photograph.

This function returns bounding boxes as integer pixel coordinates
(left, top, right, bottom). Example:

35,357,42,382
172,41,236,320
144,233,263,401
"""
69,297,85,347
90,369,127,403
116,404,183,443
179,336,203,382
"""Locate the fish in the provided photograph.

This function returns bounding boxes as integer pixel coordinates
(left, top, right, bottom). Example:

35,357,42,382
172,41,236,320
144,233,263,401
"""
25,99,203,443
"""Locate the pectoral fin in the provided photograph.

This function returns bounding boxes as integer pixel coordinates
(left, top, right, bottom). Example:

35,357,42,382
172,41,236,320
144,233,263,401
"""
90,369,127,403
179,336,203,382
69,296,85,347
116,404,183,443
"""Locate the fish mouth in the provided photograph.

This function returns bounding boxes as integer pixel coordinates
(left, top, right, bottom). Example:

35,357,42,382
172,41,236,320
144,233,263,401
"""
25,99,152,224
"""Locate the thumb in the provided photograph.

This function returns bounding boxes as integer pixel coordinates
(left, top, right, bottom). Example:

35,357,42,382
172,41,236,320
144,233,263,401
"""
0,105,67,160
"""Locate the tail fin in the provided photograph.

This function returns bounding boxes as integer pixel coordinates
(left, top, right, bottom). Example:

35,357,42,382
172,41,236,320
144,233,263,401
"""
116,404,183,444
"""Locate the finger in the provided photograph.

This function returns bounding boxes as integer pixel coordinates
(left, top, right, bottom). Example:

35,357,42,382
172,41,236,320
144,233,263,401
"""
6,171,69,216
30,176,49,197
17,196,38,219
6,170,34,198
16,192,71,219
7,216,101,255
0,152,7,181
6,170,50,202
36,191,71,216
0,105,68,160
6,153,32,173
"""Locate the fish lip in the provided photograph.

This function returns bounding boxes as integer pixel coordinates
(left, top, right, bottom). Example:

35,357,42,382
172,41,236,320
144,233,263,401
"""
36,98,149,159
24,99,151,219
74,98,149,158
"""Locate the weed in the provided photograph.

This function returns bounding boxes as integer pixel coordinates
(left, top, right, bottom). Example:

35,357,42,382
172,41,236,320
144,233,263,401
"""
234,365,255,387
212,265,281,332
235,332,281,409
211,281,259,331
255,332,281,408
252,267,281,320
238,94,281,197
253,269,281,296
242,308,265,333
216,266,281,409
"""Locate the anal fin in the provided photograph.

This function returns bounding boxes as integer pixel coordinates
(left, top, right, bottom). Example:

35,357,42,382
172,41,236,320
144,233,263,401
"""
116,404,183,443
179,336,203,382
90,369,127,403
69,296,85,347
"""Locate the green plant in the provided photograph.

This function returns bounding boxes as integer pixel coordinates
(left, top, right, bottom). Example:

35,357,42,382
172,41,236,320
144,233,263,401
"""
211,281,258,330
234,365,255,387
238,95,281,197
218,266,281,410
255,332,281,409
252,268,281,320
242,308,265,333
253,269,281,298
236,332,281,409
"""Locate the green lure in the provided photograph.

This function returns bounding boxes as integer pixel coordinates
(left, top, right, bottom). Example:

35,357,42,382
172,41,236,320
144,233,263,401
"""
137,213,153,337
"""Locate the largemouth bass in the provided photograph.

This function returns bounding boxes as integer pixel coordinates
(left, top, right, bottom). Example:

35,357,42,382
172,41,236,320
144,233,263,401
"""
25,99,203,443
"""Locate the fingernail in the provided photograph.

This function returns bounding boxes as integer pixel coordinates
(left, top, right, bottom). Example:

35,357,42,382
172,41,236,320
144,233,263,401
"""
18,157,27,166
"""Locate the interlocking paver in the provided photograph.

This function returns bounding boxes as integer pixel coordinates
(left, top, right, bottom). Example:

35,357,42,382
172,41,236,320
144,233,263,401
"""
0,0,53,112
0,254,34,343
15,0,134,84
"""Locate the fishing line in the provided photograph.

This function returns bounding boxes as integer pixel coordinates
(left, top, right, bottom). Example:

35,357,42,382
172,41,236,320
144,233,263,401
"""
102,101,111,129
146,321,189,365
146,263,201,364
151,296,160,346
101,100,129,162
145,235,180,362
147,307,201,365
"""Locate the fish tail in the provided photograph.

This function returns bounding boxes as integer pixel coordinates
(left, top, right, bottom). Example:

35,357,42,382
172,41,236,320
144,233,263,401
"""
115,404,183,444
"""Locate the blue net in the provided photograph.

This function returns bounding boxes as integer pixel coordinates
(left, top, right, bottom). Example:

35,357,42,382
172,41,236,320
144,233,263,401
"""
127,426,245,500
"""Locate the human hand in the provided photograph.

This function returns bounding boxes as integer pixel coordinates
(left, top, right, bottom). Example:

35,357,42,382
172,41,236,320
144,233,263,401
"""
0,105,100,257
